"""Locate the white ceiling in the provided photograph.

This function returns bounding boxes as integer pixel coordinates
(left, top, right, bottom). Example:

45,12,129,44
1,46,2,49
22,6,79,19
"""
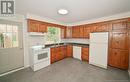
16,0,130,23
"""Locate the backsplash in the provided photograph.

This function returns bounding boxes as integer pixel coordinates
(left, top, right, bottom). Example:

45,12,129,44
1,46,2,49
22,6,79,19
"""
28,36,45,46
61,39,90,44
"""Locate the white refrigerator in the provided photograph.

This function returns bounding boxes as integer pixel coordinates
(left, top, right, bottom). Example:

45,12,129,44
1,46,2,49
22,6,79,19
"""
89,32,108,69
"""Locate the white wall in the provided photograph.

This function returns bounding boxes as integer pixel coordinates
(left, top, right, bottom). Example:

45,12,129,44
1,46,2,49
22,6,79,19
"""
23,20,46,67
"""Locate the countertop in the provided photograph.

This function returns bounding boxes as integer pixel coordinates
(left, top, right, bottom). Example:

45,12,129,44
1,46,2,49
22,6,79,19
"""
44,43,89,48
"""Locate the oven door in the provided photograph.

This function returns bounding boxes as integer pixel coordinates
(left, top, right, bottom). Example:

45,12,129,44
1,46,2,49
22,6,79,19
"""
34,50,49,64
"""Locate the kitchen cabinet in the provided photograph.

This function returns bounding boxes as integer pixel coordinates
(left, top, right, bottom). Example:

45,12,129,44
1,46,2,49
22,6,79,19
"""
108,20,129,69
81,47,89,62
90,23,110,32
96,23,110,32
66,44,73,57
28,19,39,32
50,48,56,63
111,30,129,50
66,27,72,38
39,22,47,32
83,26,91,38
61,27,66,39
50,46,67,63
28,19,47,33
73,46,81,60
109,49,129,69
112,20,128,30
79,26,84,38
72,26,80,38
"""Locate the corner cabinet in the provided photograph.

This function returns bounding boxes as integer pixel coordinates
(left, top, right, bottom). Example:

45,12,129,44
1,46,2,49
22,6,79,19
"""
27,19,47,33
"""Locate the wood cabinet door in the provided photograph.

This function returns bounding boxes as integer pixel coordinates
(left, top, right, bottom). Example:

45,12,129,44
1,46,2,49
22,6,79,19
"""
39,22,47,33
79,27,84,38
67,45,73,57
109,49,129,69
97,23,110,32
72,26,80,38
81,47,89,61
66,27,72,38
90,25,98,32
50,48,56,63
112,20,127,30
83,26,90,38
111,30,128,50
61,27,66,39
28,19,39,32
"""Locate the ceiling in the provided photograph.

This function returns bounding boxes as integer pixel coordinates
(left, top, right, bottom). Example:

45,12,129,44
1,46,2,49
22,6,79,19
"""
16,0,130,23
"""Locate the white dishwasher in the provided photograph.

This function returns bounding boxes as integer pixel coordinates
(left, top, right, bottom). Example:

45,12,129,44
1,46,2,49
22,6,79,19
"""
73,46,81,60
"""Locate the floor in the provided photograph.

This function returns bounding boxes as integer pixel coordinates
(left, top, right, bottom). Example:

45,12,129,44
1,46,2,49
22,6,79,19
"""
0,58,129,82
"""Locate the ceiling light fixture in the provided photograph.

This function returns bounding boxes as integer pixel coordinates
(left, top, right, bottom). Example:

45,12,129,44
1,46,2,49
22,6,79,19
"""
58,9,68,15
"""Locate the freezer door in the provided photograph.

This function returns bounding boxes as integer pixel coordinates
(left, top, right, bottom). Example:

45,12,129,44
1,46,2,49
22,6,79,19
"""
90,32,109,43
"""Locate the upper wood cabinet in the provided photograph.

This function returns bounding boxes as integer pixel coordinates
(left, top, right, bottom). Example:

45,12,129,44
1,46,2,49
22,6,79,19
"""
39,22,47,32
60,27,66,39
112,20,128,30
91,23,110,32
79,26,84,38
83,26,91,38
110,30,129,50
28,19,47,33
28,19,39,32
72,26,80,38
66,27,72,38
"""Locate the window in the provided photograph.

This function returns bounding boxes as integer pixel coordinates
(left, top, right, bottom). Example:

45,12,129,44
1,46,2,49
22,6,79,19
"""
45,27,61,44
0,24,18,48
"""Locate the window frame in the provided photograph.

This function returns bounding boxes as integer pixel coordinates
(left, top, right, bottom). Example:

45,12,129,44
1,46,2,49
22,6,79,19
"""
0,19,23,49
45,26,61,45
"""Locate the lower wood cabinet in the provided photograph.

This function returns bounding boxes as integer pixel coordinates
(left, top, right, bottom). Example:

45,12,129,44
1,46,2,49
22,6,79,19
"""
50,47,56,63
109,49,129,69
50,46,67,64
66,44,73,57
81,47,89,62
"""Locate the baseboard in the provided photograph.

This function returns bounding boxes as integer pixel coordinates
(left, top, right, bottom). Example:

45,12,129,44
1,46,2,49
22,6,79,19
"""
128,70,130,78
0,67,25,77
